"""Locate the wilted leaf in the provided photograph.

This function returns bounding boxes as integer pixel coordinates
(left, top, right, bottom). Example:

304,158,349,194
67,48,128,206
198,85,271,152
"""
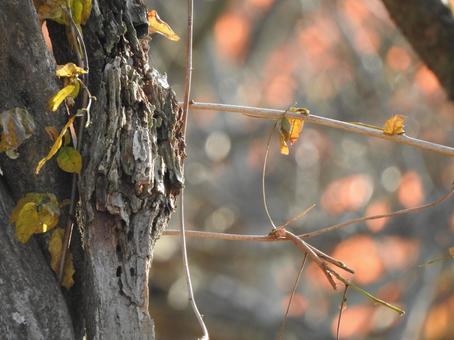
48,228,75,288
36,115,77,174
48,81,80,112
279,107,309,155
56,63,87,78
0,107,36,158
383,115,405,136
147,9,180,41
10,193,60,243
57,146,82,173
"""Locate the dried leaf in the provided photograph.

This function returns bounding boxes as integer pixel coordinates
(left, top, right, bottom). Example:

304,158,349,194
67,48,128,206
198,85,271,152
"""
279,107,309,155
0,107,36,158
35,115,77,174
35,0,68,25
383,115,405,136
48,81,80,112
57,146,82,173
147,10,180,41
56,63,87,78
48,228,75,288
10,193,60,243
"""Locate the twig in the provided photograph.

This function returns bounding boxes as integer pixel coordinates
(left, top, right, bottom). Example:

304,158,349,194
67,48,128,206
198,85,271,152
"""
180,1,209,339
278,254,308,340
263,123,278,229
186,101,454,157
336,284,349,340
299,185,454,239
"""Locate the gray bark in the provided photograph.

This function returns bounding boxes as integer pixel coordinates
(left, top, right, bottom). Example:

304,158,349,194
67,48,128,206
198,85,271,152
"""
0,0,183,339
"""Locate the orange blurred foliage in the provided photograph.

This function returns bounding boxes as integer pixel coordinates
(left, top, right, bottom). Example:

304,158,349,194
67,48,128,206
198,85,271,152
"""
341,0,370,27
281,293,307,317
424,293,454,339
264,74,296,107
214,12,250,62
450,212,454,233
331,235,384,285
414,65,441,96
386,46,411,71
380,236,420,271
365,199,390,232
377,281,402,302
321,174,373,215
331,304,374,338
354,28,380,55
398,171,424,208
246,0,274,10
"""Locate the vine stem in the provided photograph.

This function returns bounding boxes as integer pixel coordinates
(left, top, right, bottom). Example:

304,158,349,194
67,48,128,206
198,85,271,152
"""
185,101,454,157
58,6,90,285
180,0,209,338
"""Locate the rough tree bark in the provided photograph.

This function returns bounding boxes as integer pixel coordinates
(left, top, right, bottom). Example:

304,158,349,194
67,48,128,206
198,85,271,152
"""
0,0,183,339
381,0,454,100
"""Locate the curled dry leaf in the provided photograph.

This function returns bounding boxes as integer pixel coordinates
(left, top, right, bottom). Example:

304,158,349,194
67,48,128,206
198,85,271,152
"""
10,193,60,243
36,115,77,174
279,107,309,155
56,63,87,78
48,228,75,288
147,9,180,41
383,115,405,136
0,107,36,159
57,146,82,173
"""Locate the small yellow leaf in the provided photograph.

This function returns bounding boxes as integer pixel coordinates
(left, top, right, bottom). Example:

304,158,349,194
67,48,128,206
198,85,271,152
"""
278,107,308,155
80,0,92,25
56,63,87,78
11,193,60,243
48,82,80,112
15,202,41,243
36,115,77,175
48,228,75,288
35,0,68,25
147,10,180,41
0,108,36,158
57,146,82,173
383,115,405,136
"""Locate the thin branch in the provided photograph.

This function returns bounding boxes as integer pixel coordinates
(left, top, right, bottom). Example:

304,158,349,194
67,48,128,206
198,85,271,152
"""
300,185,454,239
187,101,454,157
180,1,209,339
263,123,278,229
278,254,308,340
336,284,349,340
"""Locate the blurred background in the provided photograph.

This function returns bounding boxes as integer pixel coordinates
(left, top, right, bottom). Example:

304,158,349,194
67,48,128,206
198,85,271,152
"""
145,0,454,339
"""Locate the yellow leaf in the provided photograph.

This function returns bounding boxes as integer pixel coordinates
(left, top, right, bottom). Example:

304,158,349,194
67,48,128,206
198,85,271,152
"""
0,108,36,158
278,107,309,155
48,228,75,288
383,115,405,136
56,63,87,78
35,115,77,174
57,146,82,173
48,81,80,112
15,202,41,243
147,10,180,41
71,0,91,25
11,193,60,243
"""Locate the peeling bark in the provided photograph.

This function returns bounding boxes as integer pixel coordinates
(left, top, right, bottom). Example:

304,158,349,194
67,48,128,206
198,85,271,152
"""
77,1,184,338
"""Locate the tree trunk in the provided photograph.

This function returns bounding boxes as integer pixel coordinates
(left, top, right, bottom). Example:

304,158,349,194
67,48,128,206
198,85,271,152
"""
0,0,183,339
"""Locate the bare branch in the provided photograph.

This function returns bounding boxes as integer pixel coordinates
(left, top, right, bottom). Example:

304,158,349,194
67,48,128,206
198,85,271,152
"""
179,1,209,338
187,101,454,157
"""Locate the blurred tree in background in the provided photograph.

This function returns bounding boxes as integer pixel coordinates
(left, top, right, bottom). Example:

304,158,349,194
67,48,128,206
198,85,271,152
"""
149,0,454,339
